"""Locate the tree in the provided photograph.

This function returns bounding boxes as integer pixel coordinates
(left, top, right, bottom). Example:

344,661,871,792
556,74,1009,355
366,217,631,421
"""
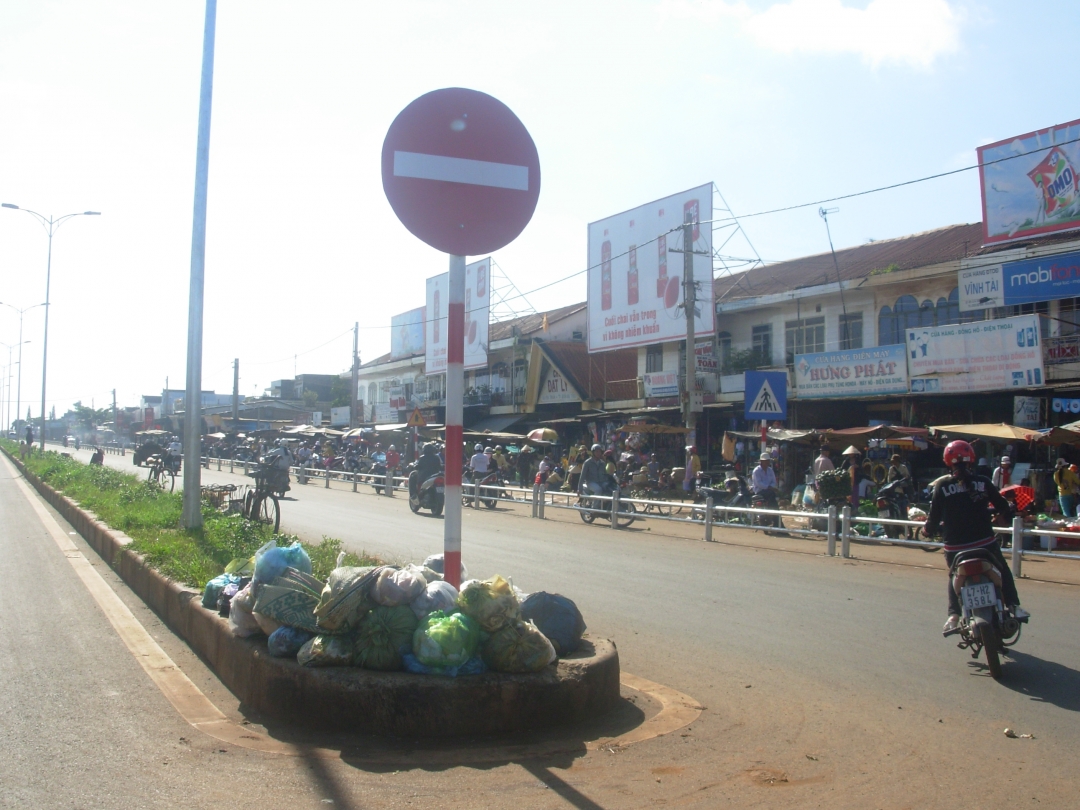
71,401,110,430
302,390,319,408
330,376,350,408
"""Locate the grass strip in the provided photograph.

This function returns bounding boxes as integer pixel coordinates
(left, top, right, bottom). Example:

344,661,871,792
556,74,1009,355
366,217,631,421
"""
2,440,378,589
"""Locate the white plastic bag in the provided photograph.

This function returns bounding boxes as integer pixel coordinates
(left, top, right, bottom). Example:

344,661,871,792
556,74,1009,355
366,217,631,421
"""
228,582,262,637
410,580,459,619
372,565,427,607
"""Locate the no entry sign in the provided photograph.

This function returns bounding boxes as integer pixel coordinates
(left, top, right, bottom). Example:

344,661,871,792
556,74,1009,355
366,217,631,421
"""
381,87,541,256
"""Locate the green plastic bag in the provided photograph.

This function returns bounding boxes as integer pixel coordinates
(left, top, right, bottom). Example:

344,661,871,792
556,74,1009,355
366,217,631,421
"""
297,634,356,667
412,610,481,668
456,575,519,632
482,619,557,673
354,605,418,671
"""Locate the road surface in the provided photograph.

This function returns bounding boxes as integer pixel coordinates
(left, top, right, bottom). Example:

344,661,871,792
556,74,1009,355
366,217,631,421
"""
4,444,1078,808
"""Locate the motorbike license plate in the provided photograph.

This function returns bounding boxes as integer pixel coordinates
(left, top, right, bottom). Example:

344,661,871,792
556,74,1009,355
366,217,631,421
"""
436,487,444,494
962,582,996,610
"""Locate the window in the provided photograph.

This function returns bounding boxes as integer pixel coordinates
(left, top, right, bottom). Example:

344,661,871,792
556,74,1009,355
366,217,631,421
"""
717,331,732,369
993,301,1050,337
878,305,898,347
646,344,664,373
752,324,772,366
880,289,970,346
367,383,377,405
784,317,824,364
1060,298,1080,336
839,313,863,350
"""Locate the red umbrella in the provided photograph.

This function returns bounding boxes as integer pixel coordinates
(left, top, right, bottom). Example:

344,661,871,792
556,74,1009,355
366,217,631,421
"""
999,485,1036,513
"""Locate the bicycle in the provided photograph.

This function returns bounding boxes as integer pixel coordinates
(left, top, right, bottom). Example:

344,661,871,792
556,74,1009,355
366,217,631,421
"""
146,454,176,493
243,467,281,532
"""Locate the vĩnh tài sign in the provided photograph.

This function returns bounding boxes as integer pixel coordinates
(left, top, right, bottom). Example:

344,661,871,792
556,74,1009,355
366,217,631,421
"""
794,345,908,399
959,249,1080,311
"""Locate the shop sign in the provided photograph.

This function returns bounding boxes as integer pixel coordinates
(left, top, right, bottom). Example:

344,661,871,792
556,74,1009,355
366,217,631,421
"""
694,341,718,373
643,371,679,398
389,387,406,408
330,406,350,427
959,250,1080,310
1052,397,1080,414
538,366,579,404
1013,396,1042,428
374,403,396,423
906,314,1045,394
794,344,907,399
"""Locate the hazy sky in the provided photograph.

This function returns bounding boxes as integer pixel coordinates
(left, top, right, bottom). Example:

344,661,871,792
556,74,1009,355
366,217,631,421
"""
1,0,1077,418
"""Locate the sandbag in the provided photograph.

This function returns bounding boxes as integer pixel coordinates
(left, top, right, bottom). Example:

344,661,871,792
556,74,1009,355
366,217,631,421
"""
371,565,427,607
482,619,557,673
314,566,381,633
456,575,519,632
268,626,315,658
202,573,241,610
354,605,418,671
519,592,586,655
297,634,356,667
228,582,261,638
412,610,481,669
410,580,459,619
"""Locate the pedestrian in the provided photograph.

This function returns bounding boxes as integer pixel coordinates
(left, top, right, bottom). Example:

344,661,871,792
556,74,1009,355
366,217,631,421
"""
1053,458,1080,518
886,454,913,518
685,446,701,494
992,456,1012,489
812,445,834,476
841,446,862,509
384,444,401,495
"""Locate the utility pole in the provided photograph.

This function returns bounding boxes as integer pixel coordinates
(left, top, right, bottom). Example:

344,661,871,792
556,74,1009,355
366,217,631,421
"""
112,389,117,445
351,322,359,429
232,358,239,429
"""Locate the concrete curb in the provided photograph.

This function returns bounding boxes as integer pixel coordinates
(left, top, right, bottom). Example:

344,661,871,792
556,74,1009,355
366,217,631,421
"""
6,449,621,737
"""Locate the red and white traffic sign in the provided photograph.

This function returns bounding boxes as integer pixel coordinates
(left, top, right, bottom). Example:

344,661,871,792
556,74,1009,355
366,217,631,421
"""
381,87,541,256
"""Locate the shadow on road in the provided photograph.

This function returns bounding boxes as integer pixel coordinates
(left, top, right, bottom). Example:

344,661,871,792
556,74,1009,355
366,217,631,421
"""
998,650,1080,712
520,759,609,810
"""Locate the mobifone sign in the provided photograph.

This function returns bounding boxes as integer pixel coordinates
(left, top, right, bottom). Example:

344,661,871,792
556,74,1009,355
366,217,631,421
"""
959,250,1080,311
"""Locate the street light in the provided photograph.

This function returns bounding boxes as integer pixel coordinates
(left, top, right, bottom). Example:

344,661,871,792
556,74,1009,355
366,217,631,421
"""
0,301,46,437
2,204,100,451
0,340,30,432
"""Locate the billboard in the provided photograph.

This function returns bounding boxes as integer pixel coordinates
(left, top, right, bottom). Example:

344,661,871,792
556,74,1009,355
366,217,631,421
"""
959,250,1080,310
390,306,425,360
424,257,490,374
906,315,1044,394
978,118,1080,246
794,345,908,399
587,184,714,353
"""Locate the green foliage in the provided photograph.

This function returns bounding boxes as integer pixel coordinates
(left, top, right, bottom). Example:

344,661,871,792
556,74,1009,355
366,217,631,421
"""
722,348,762,376
330,376,351,408
1,440,377,590
302,390,319,407
868,263,902,276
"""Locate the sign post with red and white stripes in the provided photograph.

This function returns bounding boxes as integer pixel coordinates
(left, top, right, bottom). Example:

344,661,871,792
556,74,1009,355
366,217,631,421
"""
382,88,540,589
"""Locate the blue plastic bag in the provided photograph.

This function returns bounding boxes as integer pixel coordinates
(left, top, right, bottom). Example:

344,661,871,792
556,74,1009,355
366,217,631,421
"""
202,573,242,610
281,542,312,575
268,626,316,658
401,651,487,677
519,592,586,655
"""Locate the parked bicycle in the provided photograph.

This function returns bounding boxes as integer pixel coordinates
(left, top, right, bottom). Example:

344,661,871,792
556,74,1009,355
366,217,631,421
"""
146,454,176,493
244,468,281,532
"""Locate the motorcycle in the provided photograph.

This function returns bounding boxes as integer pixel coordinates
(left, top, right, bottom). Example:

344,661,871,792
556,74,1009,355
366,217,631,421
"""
695,475,752,524
369,451,388,495
577,477,636,527
463,469,504,509
751,486,781,529
408,466,445,516
875,479,915,542
945,547,1025,679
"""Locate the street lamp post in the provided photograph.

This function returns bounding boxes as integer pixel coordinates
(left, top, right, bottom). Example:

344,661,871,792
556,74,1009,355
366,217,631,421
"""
2,204,100,451
0,302,45,437
0,340,31,432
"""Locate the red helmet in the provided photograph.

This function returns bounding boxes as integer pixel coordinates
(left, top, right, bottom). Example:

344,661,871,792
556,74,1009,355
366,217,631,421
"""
943,440,975,467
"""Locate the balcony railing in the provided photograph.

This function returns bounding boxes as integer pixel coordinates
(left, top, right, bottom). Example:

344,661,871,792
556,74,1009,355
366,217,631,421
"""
1045,335,1080,365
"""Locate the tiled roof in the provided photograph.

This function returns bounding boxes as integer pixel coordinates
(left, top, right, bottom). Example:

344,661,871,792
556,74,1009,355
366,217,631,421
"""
716,223,1080,304
490,302,586,342
539,340,638,402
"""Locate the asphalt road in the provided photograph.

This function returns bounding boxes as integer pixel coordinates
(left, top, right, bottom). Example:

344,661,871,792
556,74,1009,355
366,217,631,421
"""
9,445,1080,808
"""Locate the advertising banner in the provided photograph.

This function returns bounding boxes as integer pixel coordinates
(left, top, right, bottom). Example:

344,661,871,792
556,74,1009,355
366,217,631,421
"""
906,315,1045,394
1013,396,1042,428
794,345,908,399
330,406,351,427
390,307,426,360
389,387,406,409
374,403,397,423
959,250,1080,310
1053,397,1080,415
425,257,490,374
586,184,714,353
643,371,679,398
538,365,579,404
978,118,1080,246
695,340,718,373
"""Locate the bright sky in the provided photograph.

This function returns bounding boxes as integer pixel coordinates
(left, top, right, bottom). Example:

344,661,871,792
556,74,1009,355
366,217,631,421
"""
1,0,1077,419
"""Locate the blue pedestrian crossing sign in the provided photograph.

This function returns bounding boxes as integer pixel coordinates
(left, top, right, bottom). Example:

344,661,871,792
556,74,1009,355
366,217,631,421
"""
745,371,787,420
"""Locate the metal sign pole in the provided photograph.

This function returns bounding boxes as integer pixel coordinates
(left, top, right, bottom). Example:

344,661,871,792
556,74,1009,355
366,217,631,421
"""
443,255,466,589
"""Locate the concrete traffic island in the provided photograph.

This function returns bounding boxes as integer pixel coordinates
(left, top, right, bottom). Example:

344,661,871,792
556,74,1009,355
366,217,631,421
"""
7,449,622,737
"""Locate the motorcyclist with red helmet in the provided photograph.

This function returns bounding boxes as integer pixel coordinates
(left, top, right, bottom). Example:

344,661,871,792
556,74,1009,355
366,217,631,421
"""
924,439,1029,634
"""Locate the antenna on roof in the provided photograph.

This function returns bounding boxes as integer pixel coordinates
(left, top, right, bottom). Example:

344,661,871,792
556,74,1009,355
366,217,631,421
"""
818,207,850,346
489,261,537,322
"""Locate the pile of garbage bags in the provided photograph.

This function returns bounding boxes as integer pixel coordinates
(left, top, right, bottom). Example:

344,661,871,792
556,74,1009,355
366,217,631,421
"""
201,547,587,676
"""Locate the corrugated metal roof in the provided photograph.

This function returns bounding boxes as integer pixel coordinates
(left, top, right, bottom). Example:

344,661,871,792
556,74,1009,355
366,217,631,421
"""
539,340,638,402
489,302,586,342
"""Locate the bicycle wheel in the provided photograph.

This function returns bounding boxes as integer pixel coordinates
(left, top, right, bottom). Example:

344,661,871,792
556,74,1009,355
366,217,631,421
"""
258,494,280,532
614,500,637,528
162,470,175,493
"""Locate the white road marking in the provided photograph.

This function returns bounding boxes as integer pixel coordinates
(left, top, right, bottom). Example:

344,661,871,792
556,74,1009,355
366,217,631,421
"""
393,151,529,190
